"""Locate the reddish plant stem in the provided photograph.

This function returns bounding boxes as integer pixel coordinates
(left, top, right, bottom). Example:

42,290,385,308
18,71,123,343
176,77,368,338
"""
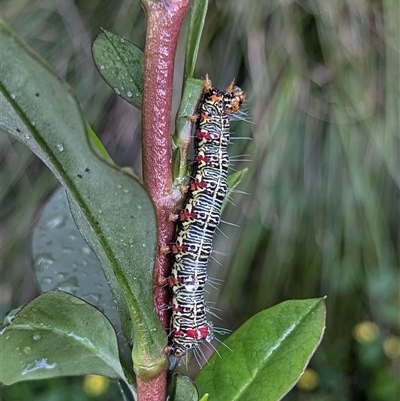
142,0,190,329
140,0,190,399
137,372,167,401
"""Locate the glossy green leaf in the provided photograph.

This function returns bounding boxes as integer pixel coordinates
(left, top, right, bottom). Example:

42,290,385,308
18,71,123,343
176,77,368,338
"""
195,298,326,401
0,21,167,379
184,0,209,78
173,77,203,182
0,291,125,385
31,187,132,361
175,78,203,140
92,28,144,109
169,373,199,401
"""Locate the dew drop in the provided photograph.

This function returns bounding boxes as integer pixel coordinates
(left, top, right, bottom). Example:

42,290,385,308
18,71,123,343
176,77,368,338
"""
11,94,16,99
57,277,79,293
85,293,101,302
120,38,125,43
56,143,64,152
41,214,67,230
113,88,121,95
35,254,55,272
24,134,31,140
42,277,53,285
116,56,120,60
32,333,42,341
100,65,105,70
81,246,91,255
137,205,142,210
127,91,133,98
62,246,74,254
24,346,31,354
31,121,36,127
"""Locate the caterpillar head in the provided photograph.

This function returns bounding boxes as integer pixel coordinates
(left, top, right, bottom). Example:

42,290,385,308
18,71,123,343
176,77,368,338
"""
223,88,246,114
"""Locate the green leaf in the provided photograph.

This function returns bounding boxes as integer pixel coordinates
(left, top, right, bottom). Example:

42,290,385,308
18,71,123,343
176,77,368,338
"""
92,28,144,110
0,291,125,385
184,0,209,78
223,168,249,212
86,122,115,165
173,77,203,182
195,298,326,401
31,187,132,361
169,373,199,401
0,21,167,379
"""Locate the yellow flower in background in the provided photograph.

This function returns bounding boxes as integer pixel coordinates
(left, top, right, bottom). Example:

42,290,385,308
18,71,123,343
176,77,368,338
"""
297,368,320,391
83,375,110,397
352,321,379,343
383,335,400,359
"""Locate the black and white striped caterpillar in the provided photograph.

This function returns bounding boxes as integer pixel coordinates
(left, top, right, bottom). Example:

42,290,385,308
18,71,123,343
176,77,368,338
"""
166,75,245,358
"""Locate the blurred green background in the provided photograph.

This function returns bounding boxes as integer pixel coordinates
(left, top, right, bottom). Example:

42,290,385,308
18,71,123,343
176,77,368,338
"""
1,0,399,400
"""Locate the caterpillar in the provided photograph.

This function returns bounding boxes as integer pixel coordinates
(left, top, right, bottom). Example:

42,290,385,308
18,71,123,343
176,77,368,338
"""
167,75,245,358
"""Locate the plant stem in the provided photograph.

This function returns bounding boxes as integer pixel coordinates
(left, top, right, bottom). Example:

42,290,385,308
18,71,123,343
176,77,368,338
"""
140,0,190,399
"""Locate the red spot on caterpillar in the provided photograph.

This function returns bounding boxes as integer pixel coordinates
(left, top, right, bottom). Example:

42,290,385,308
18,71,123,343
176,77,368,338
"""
195,155,211,163
167,276,182,287
185,326,211,340
196,131,220,141
180,210,197,220
190,180,207,191
171,244,188,254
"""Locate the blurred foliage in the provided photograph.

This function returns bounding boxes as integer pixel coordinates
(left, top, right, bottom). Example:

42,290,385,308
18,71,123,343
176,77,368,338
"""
0,376,120,401
0,0,398,400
